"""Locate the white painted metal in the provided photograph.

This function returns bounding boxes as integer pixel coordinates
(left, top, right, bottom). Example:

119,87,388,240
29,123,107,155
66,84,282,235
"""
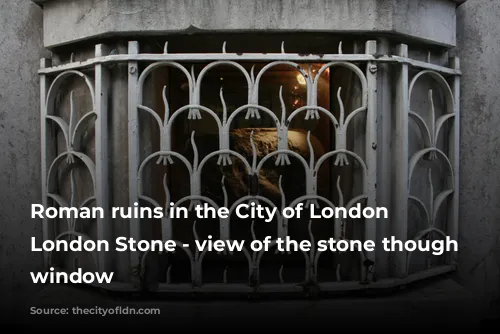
364,41,378,281
128,41,142,280
38,39,461,293
42,65,99,270
393,44,409,278
95,44,111,273
131,40,378,289
39,58,52,267
406,56,459,273
38,54,461,76
449,57,460,264
373,38,392,278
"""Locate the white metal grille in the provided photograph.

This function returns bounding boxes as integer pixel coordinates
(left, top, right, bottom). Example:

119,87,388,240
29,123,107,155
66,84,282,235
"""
38,40,461,295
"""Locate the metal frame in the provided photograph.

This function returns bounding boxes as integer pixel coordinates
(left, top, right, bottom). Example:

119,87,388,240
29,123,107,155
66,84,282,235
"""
39,39,461,295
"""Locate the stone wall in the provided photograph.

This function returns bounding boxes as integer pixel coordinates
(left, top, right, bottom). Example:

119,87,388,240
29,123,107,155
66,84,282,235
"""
456,0,500,310
0,0,46,317
36,0,458,48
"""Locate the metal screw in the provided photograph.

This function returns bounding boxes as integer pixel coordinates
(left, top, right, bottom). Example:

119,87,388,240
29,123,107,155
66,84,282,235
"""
129,66,136,74
369,65,377,73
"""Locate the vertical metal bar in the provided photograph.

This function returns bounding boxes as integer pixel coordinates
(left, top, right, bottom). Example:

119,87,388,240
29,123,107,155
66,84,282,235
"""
448,57,460,265
365,41,378,280
128,41,141,274
374,38,392,278
95,44,111,273
39,58,52,268
392,44,409,277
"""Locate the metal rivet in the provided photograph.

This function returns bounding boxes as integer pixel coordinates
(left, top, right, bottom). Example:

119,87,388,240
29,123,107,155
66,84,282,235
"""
129,66,136,74
369,65,377,73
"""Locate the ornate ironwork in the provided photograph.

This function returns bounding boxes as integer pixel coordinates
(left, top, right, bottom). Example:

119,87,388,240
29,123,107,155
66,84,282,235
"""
39,40,461,295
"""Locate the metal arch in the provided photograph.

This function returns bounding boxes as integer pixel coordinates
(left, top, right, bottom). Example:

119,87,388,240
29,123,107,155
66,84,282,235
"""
45,70,95,113
137,61,193,104
409,70,455,115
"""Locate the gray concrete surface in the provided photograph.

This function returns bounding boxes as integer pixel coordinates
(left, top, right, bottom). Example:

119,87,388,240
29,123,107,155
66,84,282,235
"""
455,0,500,311
0,0,47,318
35,0,458,48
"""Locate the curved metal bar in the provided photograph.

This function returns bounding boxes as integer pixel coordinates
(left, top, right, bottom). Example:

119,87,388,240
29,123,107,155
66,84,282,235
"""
45,70,95,113
314,150,368,189
173,195,220,211
253,61,309,97
408,148,454,191
225,104,280,129
198,150,252,175
166,104,222,133
409,70,454,115
254,149,309,175
47,231,99,271
287,105,339,125
47,151,96,193
194,61,252,102
137,151,193,190
313,61,368,106
406,227,448,271
137,61,193,104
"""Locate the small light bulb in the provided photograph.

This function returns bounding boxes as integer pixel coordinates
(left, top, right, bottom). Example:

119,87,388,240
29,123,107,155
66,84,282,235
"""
296,74,306,85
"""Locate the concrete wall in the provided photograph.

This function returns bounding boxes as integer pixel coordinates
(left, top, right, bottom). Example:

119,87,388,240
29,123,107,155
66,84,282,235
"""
37,0,458,48
0,0,46,316
456,0,500,309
